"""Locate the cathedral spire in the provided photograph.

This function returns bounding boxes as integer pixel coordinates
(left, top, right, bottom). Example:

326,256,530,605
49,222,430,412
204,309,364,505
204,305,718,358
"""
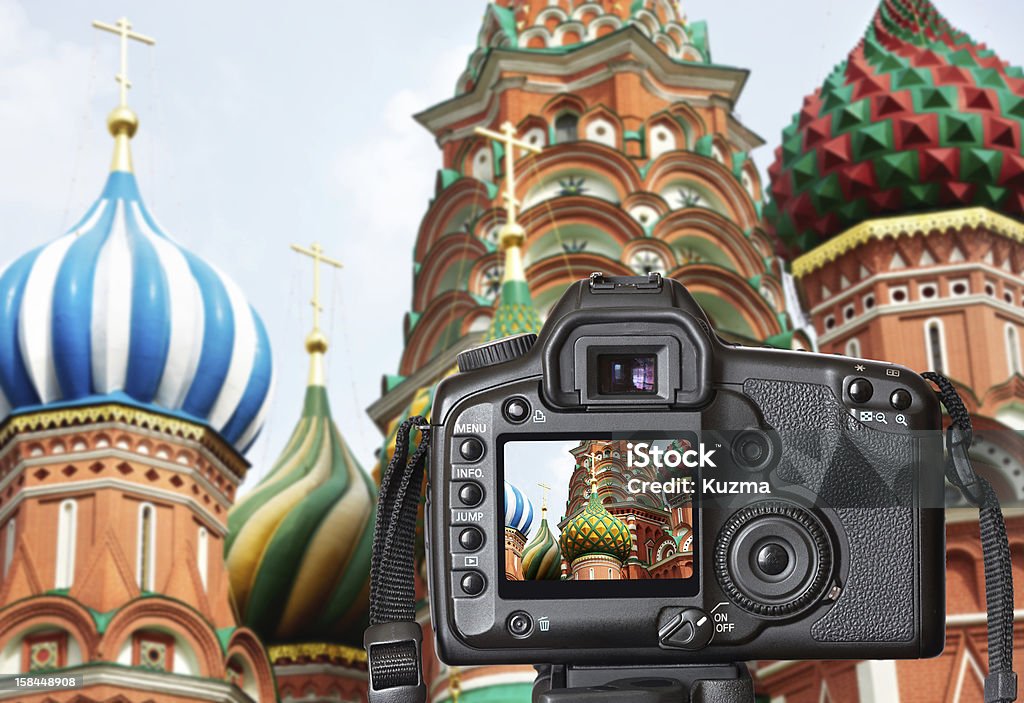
92,17,155,173
474,122,544,340
290,242,343,386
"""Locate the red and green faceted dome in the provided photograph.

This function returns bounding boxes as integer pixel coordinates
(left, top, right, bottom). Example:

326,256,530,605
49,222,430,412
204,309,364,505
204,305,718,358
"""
765,0,1024,254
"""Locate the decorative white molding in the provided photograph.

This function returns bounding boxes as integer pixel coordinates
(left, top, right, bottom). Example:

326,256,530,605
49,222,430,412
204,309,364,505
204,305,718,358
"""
0,479,229,537
856,660,900,703
0,665,251,702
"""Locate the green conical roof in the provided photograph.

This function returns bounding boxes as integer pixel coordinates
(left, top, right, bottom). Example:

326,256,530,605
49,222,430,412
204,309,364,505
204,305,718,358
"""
522,512,563,580
225,353,377,647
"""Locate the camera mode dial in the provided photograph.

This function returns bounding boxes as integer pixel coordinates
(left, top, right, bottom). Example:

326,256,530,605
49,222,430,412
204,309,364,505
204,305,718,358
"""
457,333,538,373
714,501,833,618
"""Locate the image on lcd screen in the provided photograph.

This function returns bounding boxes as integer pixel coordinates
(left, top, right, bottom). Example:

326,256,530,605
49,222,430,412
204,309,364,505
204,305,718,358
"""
501,438,697,591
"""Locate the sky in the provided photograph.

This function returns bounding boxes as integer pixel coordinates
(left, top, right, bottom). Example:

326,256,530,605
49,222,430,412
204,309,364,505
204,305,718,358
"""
2,0,1024,487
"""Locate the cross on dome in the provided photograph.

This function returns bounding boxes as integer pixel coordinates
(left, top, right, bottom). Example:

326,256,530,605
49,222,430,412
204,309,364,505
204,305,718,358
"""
587,448,603,496
474,122,542,247
91,16,155,173
290,242,343,385
92,17,155,109
538,481,551,515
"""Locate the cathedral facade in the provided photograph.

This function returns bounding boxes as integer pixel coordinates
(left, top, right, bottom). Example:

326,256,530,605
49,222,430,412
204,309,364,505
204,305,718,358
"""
0,37,278,699
1,2,1023,703
371,1,1024,702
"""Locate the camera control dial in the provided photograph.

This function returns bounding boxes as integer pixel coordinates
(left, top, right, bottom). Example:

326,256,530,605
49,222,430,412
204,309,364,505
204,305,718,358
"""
715,501,833,618
457,333,537,372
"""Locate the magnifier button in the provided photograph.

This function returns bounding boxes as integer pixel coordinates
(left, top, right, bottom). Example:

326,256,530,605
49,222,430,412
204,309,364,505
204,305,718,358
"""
890,389,912,410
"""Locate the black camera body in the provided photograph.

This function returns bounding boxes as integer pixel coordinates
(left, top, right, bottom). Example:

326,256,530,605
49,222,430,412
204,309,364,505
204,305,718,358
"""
425,273,945,665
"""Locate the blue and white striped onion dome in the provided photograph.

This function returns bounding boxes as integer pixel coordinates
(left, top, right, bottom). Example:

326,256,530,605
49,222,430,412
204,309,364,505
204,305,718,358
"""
0,170,273,451
504,480,534,536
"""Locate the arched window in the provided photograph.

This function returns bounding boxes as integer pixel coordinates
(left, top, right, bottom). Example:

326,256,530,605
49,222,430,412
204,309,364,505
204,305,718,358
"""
554,113,579,143
607,568,613,579
55,500,77,589
472,146,493,182
588,567,594,580
648,122,678,159
585,117,616,147
845,338,861,358
3,518,15,576
197,527,209,589
924,318,946,374
1006,324,1022,376
137,503,157,591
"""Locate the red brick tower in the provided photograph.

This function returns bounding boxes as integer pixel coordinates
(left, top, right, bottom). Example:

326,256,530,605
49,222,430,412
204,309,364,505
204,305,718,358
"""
0,17,276,702
763,1,1024,699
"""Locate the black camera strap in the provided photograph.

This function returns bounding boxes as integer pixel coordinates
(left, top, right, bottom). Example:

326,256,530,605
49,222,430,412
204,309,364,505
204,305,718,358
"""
364,375,1017,703
365,416,430,703
922,372,1017,703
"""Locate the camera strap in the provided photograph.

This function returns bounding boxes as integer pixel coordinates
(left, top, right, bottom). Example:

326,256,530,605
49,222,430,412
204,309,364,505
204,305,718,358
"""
922,372,1017,703
365,416,431,703
363,374,1017,703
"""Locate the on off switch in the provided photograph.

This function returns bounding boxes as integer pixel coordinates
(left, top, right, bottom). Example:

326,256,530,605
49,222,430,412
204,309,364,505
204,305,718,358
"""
658,608,714,651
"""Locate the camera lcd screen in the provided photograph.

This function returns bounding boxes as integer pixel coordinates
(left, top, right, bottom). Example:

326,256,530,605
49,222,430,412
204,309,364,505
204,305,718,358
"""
499,435,699,599
597,354,657,394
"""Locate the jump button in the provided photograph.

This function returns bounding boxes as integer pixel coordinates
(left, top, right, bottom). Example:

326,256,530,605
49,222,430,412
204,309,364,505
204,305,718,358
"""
459,527,484,551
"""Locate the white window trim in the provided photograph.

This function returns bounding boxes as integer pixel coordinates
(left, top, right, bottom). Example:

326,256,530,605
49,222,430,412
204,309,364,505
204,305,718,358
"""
1006,323,1022,377
197,526,209,590
137,502,157,591
3,518,15,576
55,499,77,589
845,338,861,358
924,317,949,374
648,122,678,159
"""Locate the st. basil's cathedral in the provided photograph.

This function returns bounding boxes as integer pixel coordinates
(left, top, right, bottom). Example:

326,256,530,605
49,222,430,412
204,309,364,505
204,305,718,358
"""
0,3,1023,703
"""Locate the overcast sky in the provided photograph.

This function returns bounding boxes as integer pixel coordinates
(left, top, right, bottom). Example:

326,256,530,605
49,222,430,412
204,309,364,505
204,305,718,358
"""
3,1,1024,486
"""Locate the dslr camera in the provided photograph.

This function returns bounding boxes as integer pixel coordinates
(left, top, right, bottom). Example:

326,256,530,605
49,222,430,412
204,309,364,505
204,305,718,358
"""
425,273,945,666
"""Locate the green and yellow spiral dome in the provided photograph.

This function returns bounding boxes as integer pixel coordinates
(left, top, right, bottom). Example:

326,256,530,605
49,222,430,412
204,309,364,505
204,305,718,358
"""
522,512,562,580
559,491,632,564
225,339,377,646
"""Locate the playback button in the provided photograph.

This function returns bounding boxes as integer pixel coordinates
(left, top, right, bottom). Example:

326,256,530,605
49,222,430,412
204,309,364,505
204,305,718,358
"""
459,571,486,597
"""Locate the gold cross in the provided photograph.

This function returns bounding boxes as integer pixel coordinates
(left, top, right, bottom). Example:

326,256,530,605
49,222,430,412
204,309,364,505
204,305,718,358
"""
474,122,542,228
587,448,603,496
92,17,156,109
538,482,551,512
290,242,343,334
